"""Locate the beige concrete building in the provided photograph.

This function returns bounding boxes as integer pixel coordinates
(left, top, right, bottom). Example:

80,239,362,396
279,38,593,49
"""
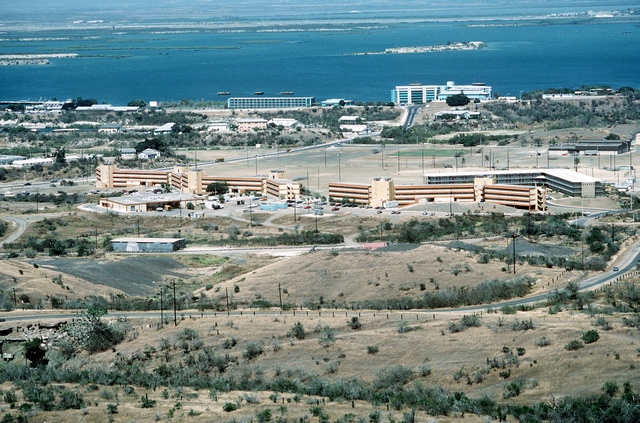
329,175,547,211
96,164,300,200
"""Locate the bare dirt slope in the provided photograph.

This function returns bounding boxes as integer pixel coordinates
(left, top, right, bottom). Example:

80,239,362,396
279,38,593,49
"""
204,244,564,307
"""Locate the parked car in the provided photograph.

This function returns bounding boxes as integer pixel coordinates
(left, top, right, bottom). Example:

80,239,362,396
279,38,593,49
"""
613,267,619,271
332,207,340,211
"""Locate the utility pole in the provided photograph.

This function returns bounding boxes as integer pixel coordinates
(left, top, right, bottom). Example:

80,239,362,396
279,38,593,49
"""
249,199,253,227
137,218,140,238
421,146,424,174
507,149,510,170
95,228,98,250
338,153,341,182
172,279,177,327
278,283,283,310
255,155,258,176
324,146,327,167
225,287,230,314
397,150,400,172
159,286,164,328
512,233,519,275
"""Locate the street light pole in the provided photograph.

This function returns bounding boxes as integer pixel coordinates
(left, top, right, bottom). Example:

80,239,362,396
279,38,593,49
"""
512,233,519,274
337,153,341,182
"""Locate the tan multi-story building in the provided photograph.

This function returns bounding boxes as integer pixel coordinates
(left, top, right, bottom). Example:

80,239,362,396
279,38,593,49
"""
96,164,300,200
329,175,547,211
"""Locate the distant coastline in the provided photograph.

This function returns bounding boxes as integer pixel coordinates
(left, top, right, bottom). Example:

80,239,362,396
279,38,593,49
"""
344,41,487,56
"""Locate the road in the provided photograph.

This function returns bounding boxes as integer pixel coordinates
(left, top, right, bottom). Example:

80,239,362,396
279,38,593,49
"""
4,239,640,324
0,216,28,247
402,105,421,127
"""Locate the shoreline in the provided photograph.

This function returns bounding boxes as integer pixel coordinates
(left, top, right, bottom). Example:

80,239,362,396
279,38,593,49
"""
1,13,639,34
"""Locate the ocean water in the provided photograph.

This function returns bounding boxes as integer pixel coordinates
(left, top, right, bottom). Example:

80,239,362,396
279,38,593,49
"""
1,20,639,103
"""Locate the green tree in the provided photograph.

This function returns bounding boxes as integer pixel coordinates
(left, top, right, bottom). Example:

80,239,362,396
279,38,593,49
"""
206,181,229,195
54,148,66,165
65,306,125,353
24,338,48,367
127,99,147,107
446,94,471,107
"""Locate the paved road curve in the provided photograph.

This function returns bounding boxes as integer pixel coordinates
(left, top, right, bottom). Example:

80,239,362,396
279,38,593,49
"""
0,216,28,247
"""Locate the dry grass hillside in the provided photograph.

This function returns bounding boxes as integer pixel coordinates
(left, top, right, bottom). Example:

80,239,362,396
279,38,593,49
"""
0,260,123,306
202,244,567,308
1,293,638,422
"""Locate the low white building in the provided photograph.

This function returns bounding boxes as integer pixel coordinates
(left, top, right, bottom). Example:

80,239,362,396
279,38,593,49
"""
434,110,481,120
207,120,230,132
0,155,25,165
75,104,140,112
99,123,124,133
138,149,161,160
338,116,365,123
11,157,55,168
268,118,302,129
339,124,369,135
120,148,137,160
154,122,175,134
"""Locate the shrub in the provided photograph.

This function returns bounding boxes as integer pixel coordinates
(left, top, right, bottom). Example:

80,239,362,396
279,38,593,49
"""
500,305,517,314
348,316,362,330
565,340,584,351
319,326,336,347
583,329,600,344
287,322,306,340
535,336,552,347
176,328,199,341
593,316,613,330
418,365,431,377
223,402,238,412
602,381,619,397
222,338,237,349
374,366,415,389
511,318,534,331
503,379,526,398
367,345,379,355
448,315,481,333
243,342,264,360
57,391,84,410
140,395,157,408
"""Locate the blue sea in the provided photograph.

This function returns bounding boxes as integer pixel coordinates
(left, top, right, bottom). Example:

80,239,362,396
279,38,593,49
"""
1,20,640,103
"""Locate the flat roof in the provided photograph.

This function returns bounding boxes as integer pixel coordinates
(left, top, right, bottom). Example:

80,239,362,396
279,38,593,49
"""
102,192,197,205
423,169,600,184
111,237,184,243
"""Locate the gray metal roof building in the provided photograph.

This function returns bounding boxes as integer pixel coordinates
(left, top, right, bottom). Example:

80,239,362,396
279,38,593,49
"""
548,139,632,155
110,238,186,252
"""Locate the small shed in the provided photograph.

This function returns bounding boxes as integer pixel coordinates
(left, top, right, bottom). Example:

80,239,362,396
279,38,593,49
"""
110,237,186,253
